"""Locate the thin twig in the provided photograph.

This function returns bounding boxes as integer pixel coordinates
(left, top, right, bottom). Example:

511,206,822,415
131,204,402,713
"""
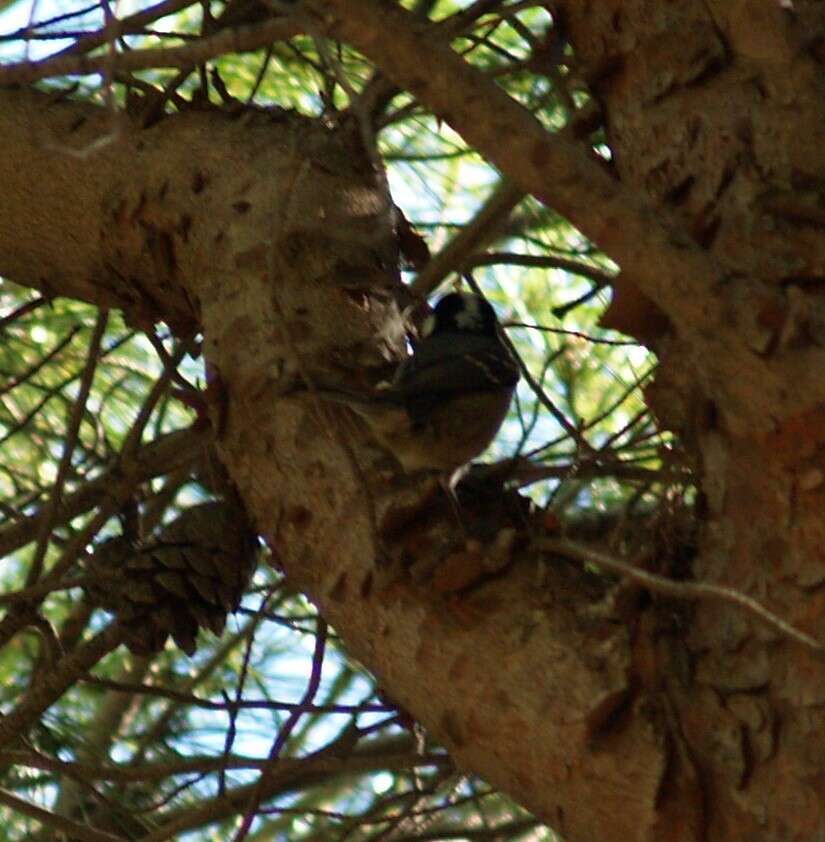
233,617,328,842
0,498,118,661
140,750,449,842
0,16,302,85
0,575,93,606
0,295,47,332
218,585,275,796
552,282,609,319
51,0,197,58
120,337,195,464
5,742,440,787
130,613,265,763
539,537,824,652
410,180,525,299
81,673,387,713
506,320,638,347
469,251,614,286
27,312,108,586
0,427,205,561
0,787,127,842
0,620,127,750
0,325,82,398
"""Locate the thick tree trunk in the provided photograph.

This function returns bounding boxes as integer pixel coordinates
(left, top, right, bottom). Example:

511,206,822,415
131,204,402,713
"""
3,1,825,839
558,2,825,838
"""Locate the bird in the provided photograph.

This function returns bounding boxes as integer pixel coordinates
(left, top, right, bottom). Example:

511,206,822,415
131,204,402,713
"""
318,292,520,482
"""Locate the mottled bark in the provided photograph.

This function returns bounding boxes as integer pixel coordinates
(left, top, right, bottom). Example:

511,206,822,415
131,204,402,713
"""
552,3,825,839
3,0,825,839
0,87,650,842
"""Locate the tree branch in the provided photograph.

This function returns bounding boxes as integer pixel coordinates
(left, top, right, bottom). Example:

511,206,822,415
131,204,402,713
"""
0,787,127,842
0,17,301,85
0,621,127,750
302,0,825,428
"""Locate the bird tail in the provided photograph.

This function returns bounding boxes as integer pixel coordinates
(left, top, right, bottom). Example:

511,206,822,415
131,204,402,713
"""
292,384,403,410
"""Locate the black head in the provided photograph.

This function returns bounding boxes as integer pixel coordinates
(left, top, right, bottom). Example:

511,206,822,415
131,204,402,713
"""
422,293,499,338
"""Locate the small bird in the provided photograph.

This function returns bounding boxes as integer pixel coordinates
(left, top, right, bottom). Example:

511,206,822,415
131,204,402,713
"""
321,292,520,480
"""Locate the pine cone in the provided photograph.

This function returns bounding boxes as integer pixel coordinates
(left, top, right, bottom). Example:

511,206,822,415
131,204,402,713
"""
85,501,257,655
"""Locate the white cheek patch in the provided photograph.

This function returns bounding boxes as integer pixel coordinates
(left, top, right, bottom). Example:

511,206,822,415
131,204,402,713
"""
454,297,483,331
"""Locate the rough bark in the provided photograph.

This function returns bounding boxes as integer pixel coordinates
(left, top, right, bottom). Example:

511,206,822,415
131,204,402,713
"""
298,2,825,839
558,3,825,839
0,86,662,842
2,0,825,839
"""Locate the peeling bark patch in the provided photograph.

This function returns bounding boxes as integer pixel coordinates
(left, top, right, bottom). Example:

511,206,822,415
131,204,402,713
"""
554,806,566,836
691,212,721,249
343,288,370,310
753,297,787,356
132,191,147,222
715,164,736,201
586,686,633,742
178,214,192,242
111,198,128,227
684,52,728,88
665,175,696,206
122,275,166,329
799,468,824,492
360,570,373,599
232,200,252,214
727,694,774,763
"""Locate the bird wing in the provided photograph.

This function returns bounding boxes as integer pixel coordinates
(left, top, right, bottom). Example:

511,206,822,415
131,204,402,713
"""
395,333,519,424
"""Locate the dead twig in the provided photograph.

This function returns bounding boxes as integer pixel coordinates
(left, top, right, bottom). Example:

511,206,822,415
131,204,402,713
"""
539,537,823,652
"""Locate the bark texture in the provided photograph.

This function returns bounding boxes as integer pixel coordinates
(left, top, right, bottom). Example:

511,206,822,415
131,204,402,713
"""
0,87,662,842
558,3,825,839
3,0,825,839
299,1,825,839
